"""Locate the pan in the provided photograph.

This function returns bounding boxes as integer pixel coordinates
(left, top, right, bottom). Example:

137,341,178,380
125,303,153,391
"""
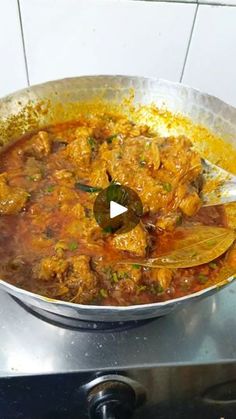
0,75,235,322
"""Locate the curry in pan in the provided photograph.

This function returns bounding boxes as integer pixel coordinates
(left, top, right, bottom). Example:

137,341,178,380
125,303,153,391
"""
0,112,235,305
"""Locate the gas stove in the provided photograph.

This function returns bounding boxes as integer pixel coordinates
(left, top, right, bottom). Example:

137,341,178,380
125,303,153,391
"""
0,284,236,418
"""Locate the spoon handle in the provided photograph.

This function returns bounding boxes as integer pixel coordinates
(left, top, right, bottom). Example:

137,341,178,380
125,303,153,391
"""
201,159,236,207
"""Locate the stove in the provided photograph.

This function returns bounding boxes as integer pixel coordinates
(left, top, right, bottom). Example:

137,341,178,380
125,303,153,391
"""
0,283,236,418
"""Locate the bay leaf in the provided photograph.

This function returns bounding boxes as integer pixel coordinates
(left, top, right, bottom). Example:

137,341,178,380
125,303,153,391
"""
122,226,235,269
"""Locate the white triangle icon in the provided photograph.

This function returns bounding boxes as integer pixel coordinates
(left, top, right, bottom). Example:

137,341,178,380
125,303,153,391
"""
110,201,128,219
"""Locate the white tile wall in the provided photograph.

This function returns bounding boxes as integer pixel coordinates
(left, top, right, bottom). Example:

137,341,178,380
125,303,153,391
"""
0,0,236,108
0,0,28,97
19,0,196,85
183,5,236,107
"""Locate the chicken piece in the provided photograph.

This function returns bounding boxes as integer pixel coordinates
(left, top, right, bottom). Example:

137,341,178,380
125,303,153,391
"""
97,137,165,212
111,118,148,138
56,186,78,203
101,135,201,214
66,127,93,168
66,137,91,168
93,258,142,284
93,258,142,303
179,192,202,216
36,256,69,281
129,124,149,137
156,212,182,231
31,236,53,250
111,224,147,256
160,136,202,180
69,255,93,278
142,139,160,170
150,268,173,290
0,173,29,215
89,160,109,189
115,136,160,171
67,255,98,303
63,202,102,245
121,135,161,168
61,201,86,223
24,157,43,181
75,126,94,140
66,219,102,245
53,169,74,181
52,169,75,187
64,219,84,239
175,183,188,201
115,264,142,283
24,131,51,159
71,202,86,219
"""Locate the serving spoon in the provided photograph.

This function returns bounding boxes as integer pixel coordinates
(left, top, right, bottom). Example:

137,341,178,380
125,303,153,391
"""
201,159,236,206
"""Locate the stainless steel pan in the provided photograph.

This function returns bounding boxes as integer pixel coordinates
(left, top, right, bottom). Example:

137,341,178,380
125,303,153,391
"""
0,76,235,322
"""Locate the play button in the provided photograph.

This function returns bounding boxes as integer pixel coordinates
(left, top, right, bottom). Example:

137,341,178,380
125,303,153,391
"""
110,201,128,219
93,183,143,234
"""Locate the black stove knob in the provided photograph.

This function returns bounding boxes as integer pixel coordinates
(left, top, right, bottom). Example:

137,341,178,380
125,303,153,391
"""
88,380,137,419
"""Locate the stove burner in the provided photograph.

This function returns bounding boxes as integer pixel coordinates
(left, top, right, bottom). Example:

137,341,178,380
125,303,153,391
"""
11,296,154,332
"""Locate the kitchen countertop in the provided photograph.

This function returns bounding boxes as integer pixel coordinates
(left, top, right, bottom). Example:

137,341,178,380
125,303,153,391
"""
0,281,236,377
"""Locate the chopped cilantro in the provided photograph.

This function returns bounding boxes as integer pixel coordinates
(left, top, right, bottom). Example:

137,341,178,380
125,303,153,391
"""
106,134,117,144
209,262,217,269
112,272,119,283
45,185,55,193
68,242,78,251
75,183,102,193
132,264,141,269
162,183,172,192
28,175,39,181
198,273,208,284
117,271,129,279
87,137,96,150
152,284,164,294
157,284,164,293
137,285,147,293
100,288,108,298
176,215,183,226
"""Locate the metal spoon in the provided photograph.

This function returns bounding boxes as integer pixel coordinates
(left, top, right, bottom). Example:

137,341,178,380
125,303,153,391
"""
201,159,236,207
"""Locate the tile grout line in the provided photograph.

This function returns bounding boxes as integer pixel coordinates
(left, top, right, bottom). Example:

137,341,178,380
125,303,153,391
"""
180,3,198,83
17,0,30,86
197,1,236,5
138,1,236,7
199,1,236,5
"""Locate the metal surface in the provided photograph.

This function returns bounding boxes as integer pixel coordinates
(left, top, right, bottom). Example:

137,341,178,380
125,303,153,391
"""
0,280,236,377
0,75,236,321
